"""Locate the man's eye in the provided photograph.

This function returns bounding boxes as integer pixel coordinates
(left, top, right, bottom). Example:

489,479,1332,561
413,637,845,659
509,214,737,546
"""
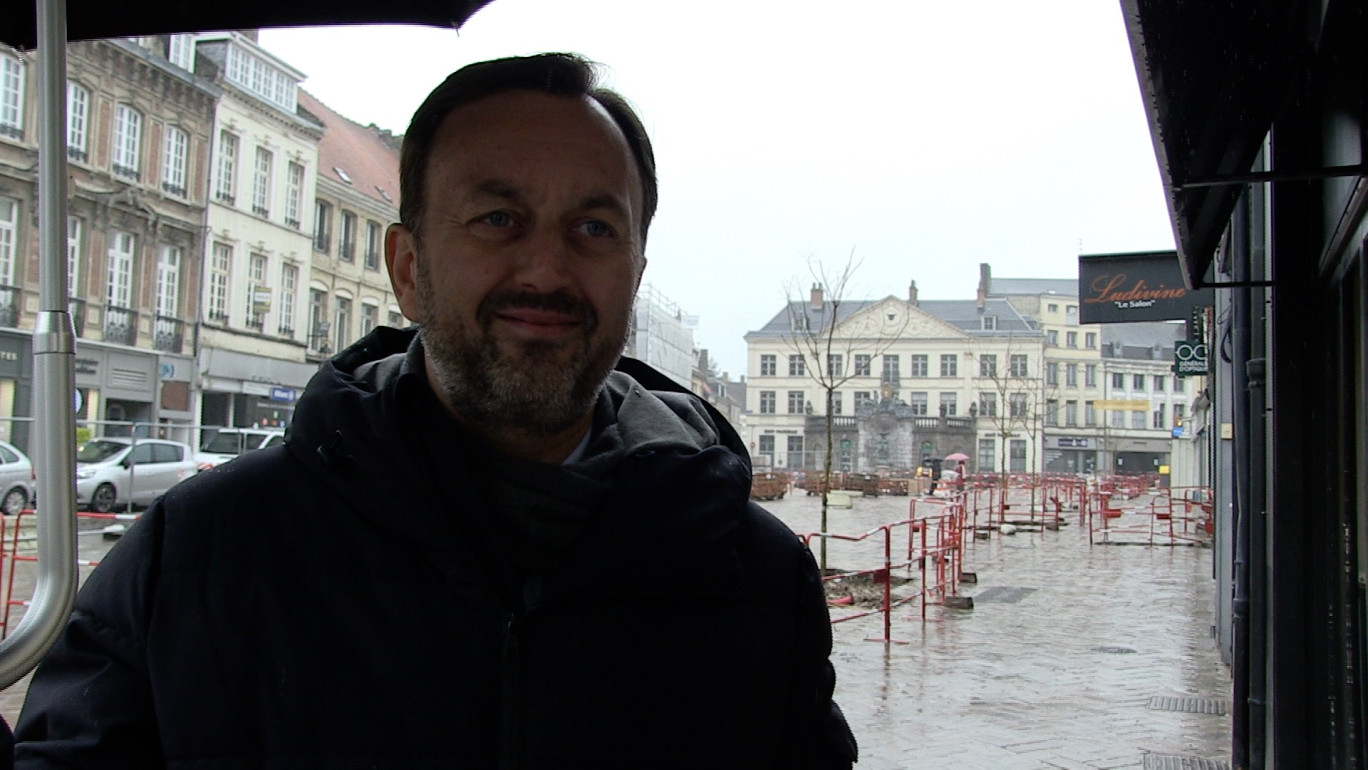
479,211,514,227
577,220,614,238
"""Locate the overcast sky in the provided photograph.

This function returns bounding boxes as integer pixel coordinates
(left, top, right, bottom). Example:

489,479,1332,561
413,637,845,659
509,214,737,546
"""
258,0,1175,377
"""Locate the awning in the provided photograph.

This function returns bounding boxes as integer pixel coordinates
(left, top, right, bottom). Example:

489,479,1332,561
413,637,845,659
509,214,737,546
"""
1119,0,1312,287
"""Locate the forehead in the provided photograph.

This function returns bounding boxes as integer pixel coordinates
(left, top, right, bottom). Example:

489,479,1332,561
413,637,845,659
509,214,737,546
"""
427,90,640,196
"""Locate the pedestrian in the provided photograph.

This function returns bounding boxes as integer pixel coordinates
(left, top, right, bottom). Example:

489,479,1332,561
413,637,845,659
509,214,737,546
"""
13,53,857,768
956,459,967,491
928,457,943,495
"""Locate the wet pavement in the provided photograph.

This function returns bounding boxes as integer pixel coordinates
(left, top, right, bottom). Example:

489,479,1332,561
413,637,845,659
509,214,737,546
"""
766,487,1232,769
0,488,1232,769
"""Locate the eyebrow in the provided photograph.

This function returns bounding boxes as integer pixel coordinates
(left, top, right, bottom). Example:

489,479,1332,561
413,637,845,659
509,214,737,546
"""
471,180,633,220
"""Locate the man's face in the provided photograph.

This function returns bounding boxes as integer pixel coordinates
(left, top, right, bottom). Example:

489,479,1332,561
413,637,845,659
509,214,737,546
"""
388,90,646,438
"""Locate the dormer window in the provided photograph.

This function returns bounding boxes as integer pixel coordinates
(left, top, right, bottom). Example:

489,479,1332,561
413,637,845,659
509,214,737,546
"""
981,315,998,330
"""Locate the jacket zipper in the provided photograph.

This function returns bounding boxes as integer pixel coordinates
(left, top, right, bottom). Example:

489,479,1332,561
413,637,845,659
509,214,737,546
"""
499,612,523,770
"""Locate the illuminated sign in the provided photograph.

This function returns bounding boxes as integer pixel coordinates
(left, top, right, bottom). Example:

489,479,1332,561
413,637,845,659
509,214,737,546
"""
1078,251,1213,324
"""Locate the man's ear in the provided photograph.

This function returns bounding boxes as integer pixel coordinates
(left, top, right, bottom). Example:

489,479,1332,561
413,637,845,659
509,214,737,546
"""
386,224,421,322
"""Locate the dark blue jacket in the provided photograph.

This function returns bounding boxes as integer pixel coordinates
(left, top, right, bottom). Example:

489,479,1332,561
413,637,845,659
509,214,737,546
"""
14,328,857,768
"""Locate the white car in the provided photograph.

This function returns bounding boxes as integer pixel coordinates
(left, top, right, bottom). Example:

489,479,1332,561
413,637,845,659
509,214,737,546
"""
0,439,35,515
195,428,286,471
75,437,198,513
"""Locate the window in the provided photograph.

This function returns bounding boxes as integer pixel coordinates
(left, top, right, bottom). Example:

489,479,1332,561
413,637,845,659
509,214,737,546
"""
0,54,24,139
1086,332,1097,349
1111,409,1124,428
66,216,82,295
759,390,776,414
1065,363,1078,388
388,310,404,328
977,439,995,473
1111,372,1125,389
1174,403,1187,425
215,131,238,204
112,105,142,181
167,34,195,70
314,200,332,252
827,353,843,377
830,392,843,415
1066,304,1078,324
758,434,775,458
1010,393,1029,419
786,436,805,470
1047,329,1058,346
760,354,776,376
252,147,273,217
882,355,899,381
224,44,297,112
106,231,134,308
979,355,997,378
854,391,875,409
361,303,378,337
939,392,957,416
1173,376,1185,393
66,82,89,161
787,390,805,414
309,289,327,350
1085,364,1097,388
980,315,997,330
1047,303,1059,313
1064,399,1078,427
1133,374,1146,390
910,354,928,377
246,253,268,330
1045,362,1058,386
854,354,871,377
908,392,928,415
1042,397,1058,425
155,246,180,318
1008,439,1028,472
779,354,801,377
1010,354,1028,377
279,264,297,336
208,243,231,322
161,126,188,197
0,197,17,285
978,392,997,417
285,163,305,229
940,354,958,377
333,296,353,351
1154,375,1166,391
1066,331,1077,348
339,211,357,261
364,220,382,270
1131,410,1146,429
1153,404,1166,429
1085,401,1097,426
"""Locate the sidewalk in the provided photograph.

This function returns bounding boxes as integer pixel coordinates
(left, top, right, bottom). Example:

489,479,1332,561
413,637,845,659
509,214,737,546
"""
766,488,1232,769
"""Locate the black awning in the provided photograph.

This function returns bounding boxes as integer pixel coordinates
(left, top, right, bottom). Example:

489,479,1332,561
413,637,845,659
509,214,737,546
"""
0,0,492,50
1120,0,1311,287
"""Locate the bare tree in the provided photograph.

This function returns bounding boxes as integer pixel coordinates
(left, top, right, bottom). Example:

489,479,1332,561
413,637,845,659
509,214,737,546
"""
966,334,1051,519
780,253,908,571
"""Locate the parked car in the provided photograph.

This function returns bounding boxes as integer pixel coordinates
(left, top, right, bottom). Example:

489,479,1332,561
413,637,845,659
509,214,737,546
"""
0,439,35,515
75,437,198,513
194,428,286,471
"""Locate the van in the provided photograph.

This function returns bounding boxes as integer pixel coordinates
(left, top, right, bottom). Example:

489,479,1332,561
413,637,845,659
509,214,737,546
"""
195,428,286,471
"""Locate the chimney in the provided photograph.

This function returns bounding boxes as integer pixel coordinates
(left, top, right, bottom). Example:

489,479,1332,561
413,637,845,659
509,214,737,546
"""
976,263,990,310
810,283,824,309
908,280,919,306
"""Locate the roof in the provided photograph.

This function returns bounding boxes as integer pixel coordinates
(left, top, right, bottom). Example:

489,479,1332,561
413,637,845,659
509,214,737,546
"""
1101,320,1186,360
745,296,1038,339
297,89,400,210
988,277,1079,297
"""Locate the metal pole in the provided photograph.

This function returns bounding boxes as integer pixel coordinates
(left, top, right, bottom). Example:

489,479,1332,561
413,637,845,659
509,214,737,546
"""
0,0,79,689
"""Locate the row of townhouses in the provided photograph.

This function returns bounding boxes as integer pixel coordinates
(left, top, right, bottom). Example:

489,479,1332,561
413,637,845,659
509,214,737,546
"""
743,263,1202,476
0,32,408,451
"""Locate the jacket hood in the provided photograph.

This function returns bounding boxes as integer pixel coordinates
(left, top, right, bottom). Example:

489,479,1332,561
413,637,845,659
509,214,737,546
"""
284,327,751,513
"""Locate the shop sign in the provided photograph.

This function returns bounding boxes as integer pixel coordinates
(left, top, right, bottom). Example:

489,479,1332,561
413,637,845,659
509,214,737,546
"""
270,387,297,402
1078,251,1213,324
1057,438,1090,448
1174,340,1208,376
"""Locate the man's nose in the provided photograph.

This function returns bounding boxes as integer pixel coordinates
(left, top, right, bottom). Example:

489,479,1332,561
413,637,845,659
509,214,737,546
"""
510,225,574,291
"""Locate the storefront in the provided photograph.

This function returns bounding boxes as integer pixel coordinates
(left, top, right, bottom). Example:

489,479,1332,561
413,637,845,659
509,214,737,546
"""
1043,436,1098,474
196,348,318,433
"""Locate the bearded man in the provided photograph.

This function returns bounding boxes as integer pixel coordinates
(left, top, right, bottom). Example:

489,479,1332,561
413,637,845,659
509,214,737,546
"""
14,53,857,768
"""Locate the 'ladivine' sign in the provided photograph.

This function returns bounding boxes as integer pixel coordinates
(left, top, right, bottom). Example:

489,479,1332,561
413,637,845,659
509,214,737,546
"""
1078,251,1213,324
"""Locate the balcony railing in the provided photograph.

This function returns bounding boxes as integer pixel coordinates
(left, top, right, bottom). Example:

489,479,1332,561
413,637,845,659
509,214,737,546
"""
285,218,301,230
277,324,295,339
214,191,235,205
104,305,137,346
207,309,229,325
68,297,86,336
112,164,140,182
153,315,183,353
0,124,22,140
0,286,19,328
67,147,88,163
252,204,270,217
162,182,187,198
245,314,264,333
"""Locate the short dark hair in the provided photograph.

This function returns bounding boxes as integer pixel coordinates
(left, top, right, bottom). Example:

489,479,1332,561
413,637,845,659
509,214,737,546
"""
399,53,658,246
